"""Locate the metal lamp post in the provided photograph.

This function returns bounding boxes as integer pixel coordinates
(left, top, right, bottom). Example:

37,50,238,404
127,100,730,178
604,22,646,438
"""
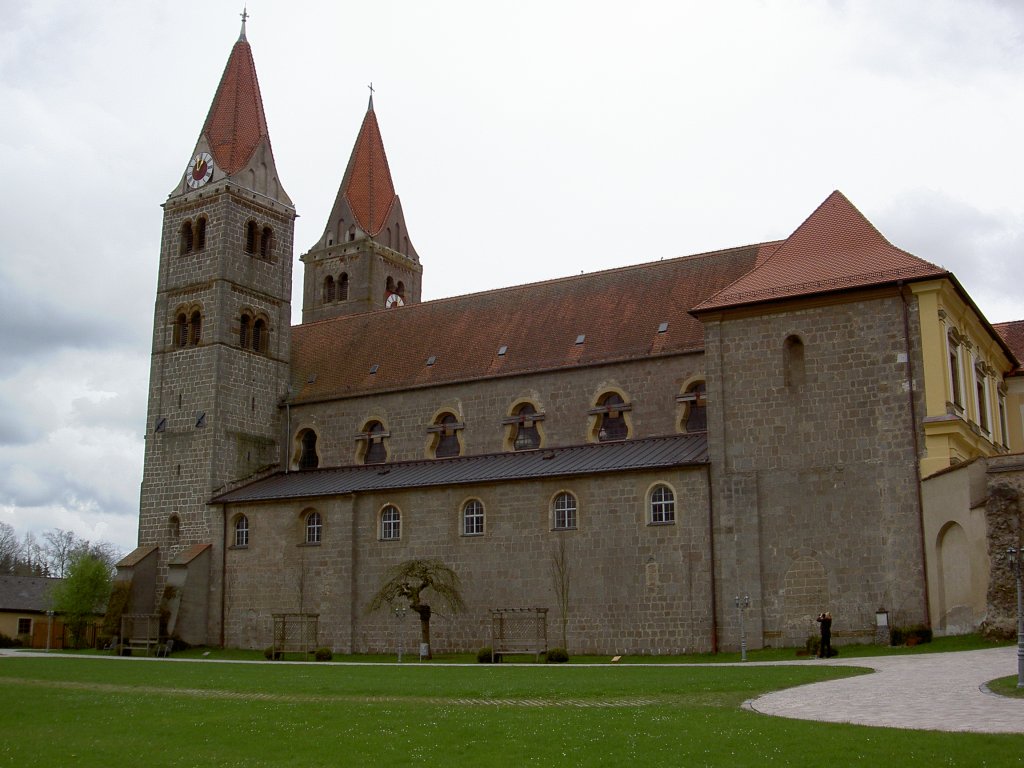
46,610,54,652
734,594,750,662
1007,547,1024,688
393,605,407,663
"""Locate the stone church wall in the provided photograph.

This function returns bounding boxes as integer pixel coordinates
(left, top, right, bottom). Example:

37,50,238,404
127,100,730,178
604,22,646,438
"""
705,290,930,649
218,466,713,654
286,352,706,469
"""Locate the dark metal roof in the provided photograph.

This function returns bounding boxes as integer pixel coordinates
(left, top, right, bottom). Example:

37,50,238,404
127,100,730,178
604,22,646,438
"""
0,575,60,613
213,434,708,504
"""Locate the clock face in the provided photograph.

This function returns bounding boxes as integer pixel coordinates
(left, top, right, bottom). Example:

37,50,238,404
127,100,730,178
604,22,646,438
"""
186,152,214,189
385,292,405,308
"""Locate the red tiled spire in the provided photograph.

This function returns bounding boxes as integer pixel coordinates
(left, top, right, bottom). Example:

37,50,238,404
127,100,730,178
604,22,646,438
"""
694,191,948,312
201,33,270,176
341,101,397,236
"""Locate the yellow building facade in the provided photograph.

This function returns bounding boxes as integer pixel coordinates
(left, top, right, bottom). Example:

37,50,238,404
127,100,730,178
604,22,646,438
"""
912,279,1016,478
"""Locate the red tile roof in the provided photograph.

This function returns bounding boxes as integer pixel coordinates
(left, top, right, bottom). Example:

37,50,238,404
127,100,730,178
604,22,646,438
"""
693,191,948,312
342,101,396,236
290,244,768,402
202,38,269,176
994,320,1024,375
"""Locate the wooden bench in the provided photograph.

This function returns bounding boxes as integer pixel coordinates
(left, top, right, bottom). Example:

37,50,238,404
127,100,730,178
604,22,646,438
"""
120,614,161,657
490,608,548,663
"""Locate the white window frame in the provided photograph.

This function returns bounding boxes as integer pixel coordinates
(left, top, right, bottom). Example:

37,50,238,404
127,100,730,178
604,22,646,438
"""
381,506,401,541
462,499,484,536
650,485,676,524
553,492,578,530
305,511,322,544
234,515,249,547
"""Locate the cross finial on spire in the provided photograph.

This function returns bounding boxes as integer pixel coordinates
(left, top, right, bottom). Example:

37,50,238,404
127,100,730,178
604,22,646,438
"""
367,82,375,111
239,7,249,41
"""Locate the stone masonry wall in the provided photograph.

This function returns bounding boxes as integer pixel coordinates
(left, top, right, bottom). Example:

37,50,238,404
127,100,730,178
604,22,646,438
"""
219,466,713,654
139,184,294,615
706,291,930,649
285,352,706,470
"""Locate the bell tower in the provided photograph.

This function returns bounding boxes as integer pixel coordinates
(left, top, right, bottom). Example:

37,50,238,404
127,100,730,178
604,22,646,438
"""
300,95,422,322
135,17,295,627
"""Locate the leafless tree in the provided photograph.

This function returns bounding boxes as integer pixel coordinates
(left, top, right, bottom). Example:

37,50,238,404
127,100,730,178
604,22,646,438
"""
551,536,571,649
43,529,79,578
0,522,18,573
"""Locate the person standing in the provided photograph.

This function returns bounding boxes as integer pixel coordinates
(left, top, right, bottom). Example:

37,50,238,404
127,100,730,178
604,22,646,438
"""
816,612,832,658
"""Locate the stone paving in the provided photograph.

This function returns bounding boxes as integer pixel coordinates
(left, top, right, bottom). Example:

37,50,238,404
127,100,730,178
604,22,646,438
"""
744,646,1024,733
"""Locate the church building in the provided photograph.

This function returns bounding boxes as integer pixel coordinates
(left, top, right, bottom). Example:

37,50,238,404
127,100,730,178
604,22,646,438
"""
117,23,1024,655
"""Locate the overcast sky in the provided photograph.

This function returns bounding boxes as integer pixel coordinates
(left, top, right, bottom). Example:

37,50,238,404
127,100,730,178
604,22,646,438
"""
1,0,1022,556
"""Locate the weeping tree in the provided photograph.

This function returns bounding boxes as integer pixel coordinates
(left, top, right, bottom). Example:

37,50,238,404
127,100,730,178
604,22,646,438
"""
367,559,465,659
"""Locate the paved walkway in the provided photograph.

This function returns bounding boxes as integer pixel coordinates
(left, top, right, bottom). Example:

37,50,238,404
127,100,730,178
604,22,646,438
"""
745,646,1024,733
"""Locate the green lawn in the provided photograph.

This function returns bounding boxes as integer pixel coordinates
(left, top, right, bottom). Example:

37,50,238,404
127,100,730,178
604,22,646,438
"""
1,653,1022,767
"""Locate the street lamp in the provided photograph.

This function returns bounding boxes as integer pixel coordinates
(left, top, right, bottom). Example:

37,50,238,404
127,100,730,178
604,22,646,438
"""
1007,547,1023,688
46,610,54,653
734,594,750,662
393,605,407,663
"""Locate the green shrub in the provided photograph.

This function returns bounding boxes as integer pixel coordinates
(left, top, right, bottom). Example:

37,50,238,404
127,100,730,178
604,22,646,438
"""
546,647,569,663
477,647,500,663
263,647,282,660
0,632,22,648
314,647,333,661
891,624,932,646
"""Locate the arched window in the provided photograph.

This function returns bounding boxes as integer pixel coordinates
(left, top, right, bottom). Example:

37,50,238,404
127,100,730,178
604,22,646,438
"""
462,499,484,536
363,421,387,464
234,515,249,547
649,485,675,524
168,514,181,540
386,276,396,294
432,413,462,459
305,511,322,544
245,221,257,254
339,273,349,301
784,335,805,388
324,275,336,303
239,314,251,348
679,381,707,433
252,318,266,354
347,225,356,242
260,226,273,259
380,505,401,541
396,281,406,300
180,221,194,255
297,429,319,470
189,310,202,345
195,216,207,250
386,227,392,248
594,392,629,442
175,312,189,348
552,492,578,530
508,402,542,451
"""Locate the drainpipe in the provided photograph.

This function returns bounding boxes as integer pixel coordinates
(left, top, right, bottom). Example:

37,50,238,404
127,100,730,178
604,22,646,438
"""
220,503,227,647
705,462,719,654
899,283,932,628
